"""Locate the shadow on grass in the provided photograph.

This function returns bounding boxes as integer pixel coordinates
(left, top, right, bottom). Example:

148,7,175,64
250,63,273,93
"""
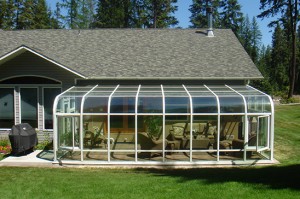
135,164,300,190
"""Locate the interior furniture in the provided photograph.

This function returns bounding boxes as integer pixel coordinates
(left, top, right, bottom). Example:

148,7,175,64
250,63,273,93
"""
137,132,166,158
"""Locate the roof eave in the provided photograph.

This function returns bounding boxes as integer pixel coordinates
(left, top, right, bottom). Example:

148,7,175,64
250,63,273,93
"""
86,76,264,81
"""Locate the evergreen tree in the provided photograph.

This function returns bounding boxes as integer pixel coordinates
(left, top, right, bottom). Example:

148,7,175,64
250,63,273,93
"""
259,0,299,98
251,45,273,94
0,0,16,30
239,16,262,64
271,23,290,93
219,0,243,35
142,0,178,28
17,0,35,29
189,0,221,28
59,0,96,29
92,0,131,28
58,0,79,28
33,0,51,29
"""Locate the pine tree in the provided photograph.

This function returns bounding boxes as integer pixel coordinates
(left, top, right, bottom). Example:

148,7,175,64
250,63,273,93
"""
219,0,243,35
33,0,51,29
251,45,273,94
142,0,178,28
0,0,16,30
17,0,35,29
258,0,299,98
271,23,290,93
189,0,221,28
92,0,130,28
250,17,262,63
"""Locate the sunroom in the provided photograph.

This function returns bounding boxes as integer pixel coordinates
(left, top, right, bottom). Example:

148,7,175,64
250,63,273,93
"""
53,84,274,165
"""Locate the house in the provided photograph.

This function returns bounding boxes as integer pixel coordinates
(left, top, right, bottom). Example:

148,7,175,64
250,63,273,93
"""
0,28,274,165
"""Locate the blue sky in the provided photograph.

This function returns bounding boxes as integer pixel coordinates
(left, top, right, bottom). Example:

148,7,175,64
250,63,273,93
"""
48,0,274,46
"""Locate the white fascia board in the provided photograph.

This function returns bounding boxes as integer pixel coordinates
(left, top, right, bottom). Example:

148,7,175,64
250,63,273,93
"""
0,46,87,79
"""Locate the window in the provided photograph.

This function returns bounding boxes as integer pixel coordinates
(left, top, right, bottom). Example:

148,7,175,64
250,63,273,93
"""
44,88,61,129
20,88,38,128
0,88,14,128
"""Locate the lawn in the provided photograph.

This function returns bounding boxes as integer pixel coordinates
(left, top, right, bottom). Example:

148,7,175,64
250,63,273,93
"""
0,105,300,199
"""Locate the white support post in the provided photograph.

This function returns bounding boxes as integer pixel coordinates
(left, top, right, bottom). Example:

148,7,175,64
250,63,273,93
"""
182,85,193,162
135,85,141,162
107,85,119,162
161,85,166,162
204,85,220,161
226,85,248,161
80,85,98,161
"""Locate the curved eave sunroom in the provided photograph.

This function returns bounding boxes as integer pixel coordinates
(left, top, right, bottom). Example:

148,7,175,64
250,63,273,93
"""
53,84,274,165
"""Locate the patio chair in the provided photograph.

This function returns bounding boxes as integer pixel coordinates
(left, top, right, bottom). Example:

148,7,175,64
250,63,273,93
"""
137,132,166,158
83,130,94,147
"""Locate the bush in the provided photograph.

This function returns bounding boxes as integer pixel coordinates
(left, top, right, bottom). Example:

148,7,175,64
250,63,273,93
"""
0,139,11,154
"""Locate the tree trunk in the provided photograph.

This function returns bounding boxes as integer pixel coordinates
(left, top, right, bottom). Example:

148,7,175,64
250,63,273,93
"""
288,0,298,98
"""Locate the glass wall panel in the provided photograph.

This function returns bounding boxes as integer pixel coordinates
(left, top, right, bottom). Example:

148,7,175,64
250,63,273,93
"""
44,88,61,129
219,115,244,161
57,116,80,148
83,115,107,150
165,116,189,162
20,88,38,127
84,152,108,161
83,97,108,113
137,115,163,161
257,116,269,150
0,88,14,128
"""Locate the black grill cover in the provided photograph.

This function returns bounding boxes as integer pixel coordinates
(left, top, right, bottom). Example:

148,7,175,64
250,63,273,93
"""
9,123,38,155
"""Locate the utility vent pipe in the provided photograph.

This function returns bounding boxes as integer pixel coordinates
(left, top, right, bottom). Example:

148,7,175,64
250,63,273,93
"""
206,7,214,37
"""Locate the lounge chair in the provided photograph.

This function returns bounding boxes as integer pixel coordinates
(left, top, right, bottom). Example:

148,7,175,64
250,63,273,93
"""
137,132,166,158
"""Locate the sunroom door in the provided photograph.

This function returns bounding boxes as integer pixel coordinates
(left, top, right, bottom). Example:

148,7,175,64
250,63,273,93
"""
256,116,270,152
58,116,80,149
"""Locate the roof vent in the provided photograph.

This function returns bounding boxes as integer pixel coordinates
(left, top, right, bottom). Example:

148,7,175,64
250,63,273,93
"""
206,7,214,37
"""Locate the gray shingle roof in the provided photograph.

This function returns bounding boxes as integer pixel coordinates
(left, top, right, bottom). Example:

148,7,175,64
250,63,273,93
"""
0,29,262,80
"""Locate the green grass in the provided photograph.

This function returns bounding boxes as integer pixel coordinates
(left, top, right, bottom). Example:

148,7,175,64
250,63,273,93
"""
1,105,300,198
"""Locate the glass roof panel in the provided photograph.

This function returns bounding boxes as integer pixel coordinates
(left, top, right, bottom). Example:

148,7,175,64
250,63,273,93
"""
56,96,82,113
139,85,162,97
226,85,272,113
192,96,218,113
83,96,108,113
55,85,272,115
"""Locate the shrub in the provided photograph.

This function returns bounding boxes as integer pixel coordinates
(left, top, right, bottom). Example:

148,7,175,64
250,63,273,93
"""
0,139,11,154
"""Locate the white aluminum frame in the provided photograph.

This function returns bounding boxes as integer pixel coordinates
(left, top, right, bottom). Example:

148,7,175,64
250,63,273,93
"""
53,84,274,165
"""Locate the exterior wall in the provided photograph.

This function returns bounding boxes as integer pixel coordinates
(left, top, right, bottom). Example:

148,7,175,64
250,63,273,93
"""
0,130,53,143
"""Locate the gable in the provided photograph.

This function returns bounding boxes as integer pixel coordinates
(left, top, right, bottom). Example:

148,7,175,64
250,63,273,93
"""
0,49,84,87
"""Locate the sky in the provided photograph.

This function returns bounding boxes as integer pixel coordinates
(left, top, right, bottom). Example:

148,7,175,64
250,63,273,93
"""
48,0,275,47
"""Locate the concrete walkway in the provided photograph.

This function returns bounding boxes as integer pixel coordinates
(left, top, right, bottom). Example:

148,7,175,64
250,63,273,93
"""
0,150,54,167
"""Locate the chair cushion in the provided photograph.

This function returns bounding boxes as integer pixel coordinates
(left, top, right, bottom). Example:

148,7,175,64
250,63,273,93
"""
172,126,185,137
